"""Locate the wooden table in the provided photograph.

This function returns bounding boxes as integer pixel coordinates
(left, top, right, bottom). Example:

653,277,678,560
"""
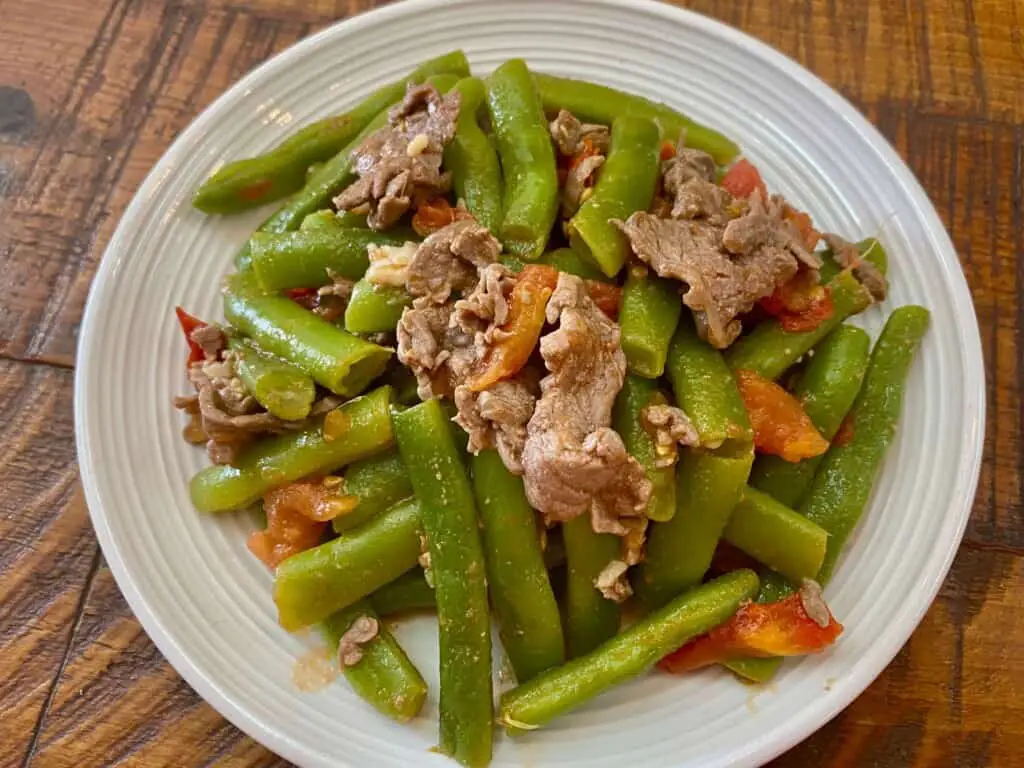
1,1,1021,765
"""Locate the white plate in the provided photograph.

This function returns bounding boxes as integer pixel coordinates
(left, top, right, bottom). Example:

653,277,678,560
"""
75,1,984,765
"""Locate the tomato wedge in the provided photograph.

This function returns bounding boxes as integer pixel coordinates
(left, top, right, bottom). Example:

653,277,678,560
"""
736,369,829,462
175,306,207,368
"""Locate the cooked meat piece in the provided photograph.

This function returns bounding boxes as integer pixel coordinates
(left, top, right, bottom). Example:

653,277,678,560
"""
614,209,806,348
661,144,718,191
594,559,633,603
176,359,341,465
452,262,514,343
396,303,470,400
454,375,537,473
642,403,700,468
406,218,501,304
333,83,460,230
190,323,227,361
549,109,610,156
337,615,379,667
723,192,820,270
561,153,604,217
365,241,419,287
824,233,889,303
670,178,732,222
799,579,831,628
521,274,651,532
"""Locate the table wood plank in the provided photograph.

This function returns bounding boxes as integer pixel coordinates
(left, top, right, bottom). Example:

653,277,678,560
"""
0,1,1019,766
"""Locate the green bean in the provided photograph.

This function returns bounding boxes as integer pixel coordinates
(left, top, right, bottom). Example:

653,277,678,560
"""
229,337,316,421
189,386,394,513
371,568,436,616
612,376,676,523
728,308,929,682
192,51,469,214
635,447,754,608
538,247,608,281
803,305,930,582
722,486,827,583
471,449,564,682
320,599,427,722
562,515,622,658
344,279,412,334
249,229,407,291
665,315,752,450
618,268,682,378
499,569,759,731
533,73,739,165
568,116,661,277
223,289,391,396
331,449,413,533
300,210,371,231
725,239,888,379
274,497,422,630
488,59,558,260
750,325,871,507
256,73,462,238
392,400,492,767
445,77,503,233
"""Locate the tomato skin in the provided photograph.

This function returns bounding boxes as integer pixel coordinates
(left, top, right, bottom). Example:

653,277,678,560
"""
720,158,767,200
658,590,843,673
175,306,207,368
759,271,834,334
736,369,830,462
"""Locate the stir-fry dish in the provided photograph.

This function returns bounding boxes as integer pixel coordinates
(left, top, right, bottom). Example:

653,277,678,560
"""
178,50,929,766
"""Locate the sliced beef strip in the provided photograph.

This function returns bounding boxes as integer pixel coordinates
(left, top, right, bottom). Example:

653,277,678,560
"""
190,323,227,361
176,358,342,465
520,273,651,533
406,218,501,304
337,615,379,667
824,233,889,303
614,208,806,349
333,83,461,231
452,262,514,343
723,192,820,270
642,403,700,468
453,375,537,473
396,303,469,400
549,109,610,156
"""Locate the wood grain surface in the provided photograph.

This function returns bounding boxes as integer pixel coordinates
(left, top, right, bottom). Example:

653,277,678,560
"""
0,0,1020,766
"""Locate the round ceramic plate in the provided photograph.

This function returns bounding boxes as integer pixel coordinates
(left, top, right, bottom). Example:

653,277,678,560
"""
75,1,984,765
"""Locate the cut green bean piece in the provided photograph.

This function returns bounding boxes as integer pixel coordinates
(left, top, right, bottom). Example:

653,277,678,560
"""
726,239,887,380
229,337,316,422
189,386,394,513
612,376,676,523
499,570,759,731
320,599,428,722
371,568,436,616
344,279,412,334
722,486,827,584
224,289,391,396
568,116,661,277
488,60,558,260
533,73,739,165
665,316,752,450
192,51,469,214
275,497,422,630
393,400,492,767
446,77,503,233
619,268,682,378
538,247,608,281
636,447,754,609
332,449,413,533
804,306,931,582
750,325,871,507
562,515,622,658
250,229,408,291
471,449,564,682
